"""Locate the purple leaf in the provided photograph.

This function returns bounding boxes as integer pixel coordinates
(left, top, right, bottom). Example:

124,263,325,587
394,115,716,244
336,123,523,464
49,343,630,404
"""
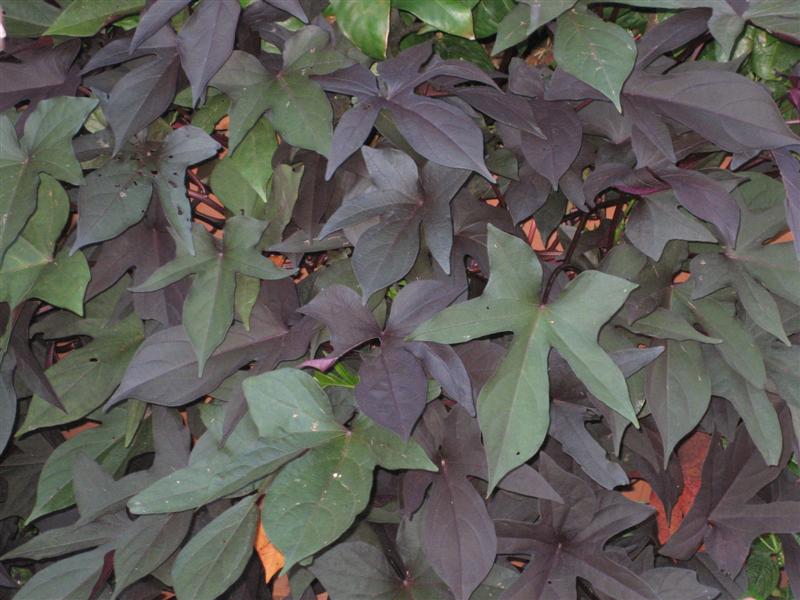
390,94,493,180
177,0,241,107
101,54,181,155
422,465,497,600
408,342,473,414
635,8,712,68
659,170,740,246
0,40,80,113
660,423,800,575
323,100,381,180
549,401,629,490
496,454,657,599
626,69,800,155
519,99,582,188
298,284,380,358
130,0,190,52
356,343,428,439
771,148,800,257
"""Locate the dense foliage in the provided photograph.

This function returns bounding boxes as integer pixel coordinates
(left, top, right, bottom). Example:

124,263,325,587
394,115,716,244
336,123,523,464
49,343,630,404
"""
2,0,800,598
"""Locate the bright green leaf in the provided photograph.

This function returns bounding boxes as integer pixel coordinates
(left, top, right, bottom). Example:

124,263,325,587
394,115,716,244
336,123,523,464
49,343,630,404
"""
553,9,637,111
331,0,391,59
394,0,476,39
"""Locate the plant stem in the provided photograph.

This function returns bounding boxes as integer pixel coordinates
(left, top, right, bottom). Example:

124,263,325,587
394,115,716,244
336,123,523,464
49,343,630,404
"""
542,212,589,303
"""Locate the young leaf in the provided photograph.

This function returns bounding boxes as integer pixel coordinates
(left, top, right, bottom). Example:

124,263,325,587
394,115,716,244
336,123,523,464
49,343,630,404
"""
410,225,638,491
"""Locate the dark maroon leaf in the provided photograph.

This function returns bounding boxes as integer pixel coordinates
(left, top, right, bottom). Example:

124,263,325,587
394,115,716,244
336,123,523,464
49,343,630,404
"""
549,401,629,490
357,343,428,439
98,54,181,154
105,302,289,409
301,280,470,438
319,147,469,296
517,100,582,188
130,0,191,52
316,43,497,180
771,148,800,257
660,424,800,575
422,457,496,600
0,40,80,113
659,170,740,246
636,8,712,69
9,302,62,411
495,454,656,600
177,0,241,107
625,69,800,155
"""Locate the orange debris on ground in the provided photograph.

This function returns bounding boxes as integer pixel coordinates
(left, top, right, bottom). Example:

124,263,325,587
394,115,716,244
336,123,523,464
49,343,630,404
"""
254,520,285,584
623,431,711,545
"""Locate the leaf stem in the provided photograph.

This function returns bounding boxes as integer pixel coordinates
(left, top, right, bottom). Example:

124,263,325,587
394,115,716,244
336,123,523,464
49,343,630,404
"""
542,212,589,303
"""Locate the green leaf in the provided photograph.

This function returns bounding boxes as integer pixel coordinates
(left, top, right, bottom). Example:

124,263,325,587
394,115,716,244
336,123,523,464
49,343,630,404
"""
112,511,192,599
261,433,376,570
210,118,277,217
410,225,638,491
331,0,391,59
263,163,303,246
234,273,261,329
1,0,60,36
492,3,530,54
131,217,291,374
707,349,782,466
154,126,221,255
746,547,780,599
18,315,144,434
210,51,272,152
0,175,90,313
172,495,259,600
492,0,577,50
259,385,433,570
71,158,153,250
473,0,516,39
128,437,302,514
351,415,437,472
394,0,476,39
0,97,97,261
243,368,345,447
44,0,144,36
691,297,767,389
630,308,722,344
645,340,712,464
14,548,107,600
553,9,637,111
265,74,332,157
27,409,130,523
